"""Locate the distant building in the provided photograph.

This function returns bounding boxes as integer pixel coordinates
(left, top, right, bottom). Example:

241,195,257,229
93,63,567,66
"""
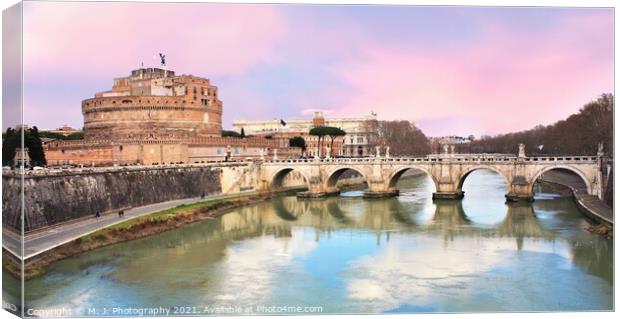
42,124,80,137
233,111,378,157
430,136,472,154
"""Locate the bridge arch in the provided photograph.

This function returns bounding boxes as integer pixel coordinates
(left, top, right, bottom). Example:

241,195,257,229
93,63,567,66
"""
388,166,438,191
529,165,592,195
325,167,369,190
457,166,511,192
270,167,310,191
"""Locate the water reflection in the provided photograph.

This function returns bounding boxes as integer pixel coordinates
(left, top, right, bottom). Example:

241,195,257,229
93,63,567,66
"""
22,171,613,314
267,195,555,249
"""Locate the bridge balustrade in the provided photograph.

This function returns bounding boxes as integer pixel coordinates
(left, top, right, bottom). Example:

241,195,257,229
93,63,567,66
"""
262,154,598,165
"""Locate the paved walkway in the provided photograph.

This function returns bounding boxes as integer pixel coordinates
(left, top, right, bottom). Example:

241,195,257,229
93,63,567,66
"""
541,171,613,224
2,191,257,260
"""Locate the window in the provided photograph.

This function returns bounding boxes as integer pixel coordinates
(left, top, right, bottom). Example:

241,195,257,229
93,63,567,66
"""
201,98,209,105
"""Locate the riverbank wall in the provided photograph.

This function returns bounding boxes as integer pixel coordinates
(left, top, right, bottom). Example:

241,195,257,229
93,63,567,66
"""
539,174,613,236
2,163,261,231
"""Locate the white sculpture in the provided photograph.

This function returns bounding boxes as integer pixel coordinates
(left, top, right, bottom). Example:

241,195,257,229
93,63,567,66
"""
518,143,526,158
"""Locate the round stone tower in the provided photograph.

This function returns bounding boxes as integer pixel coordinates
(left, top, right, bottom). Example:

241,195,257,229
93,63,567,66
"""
82,68,223,140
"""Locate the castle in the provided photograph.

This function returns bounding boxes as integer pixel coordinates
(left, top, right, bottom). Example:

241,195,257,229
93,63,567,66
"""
45,67,292,166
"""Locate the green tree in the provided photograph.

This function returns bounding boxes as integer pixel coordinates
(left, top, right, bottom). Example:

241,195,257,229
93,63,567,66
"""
39,131,67,140
289,136,307,155
2,128,19,166
26,126,46,166
240,128,246,138
324,127,346,157
65,132,84,140
309,126,330,157
221,130,242,138
1,126,48,167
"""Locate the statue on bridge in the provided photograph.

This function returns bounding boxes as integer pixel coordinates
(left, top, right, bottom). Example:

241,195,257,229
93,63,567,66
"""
518,143,526,158
598,142,605,157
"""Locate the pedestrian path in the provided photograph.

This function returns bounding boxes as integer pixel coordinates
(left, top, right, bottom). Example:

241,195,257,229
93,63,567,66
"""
2,191,257,260
541,170,612,224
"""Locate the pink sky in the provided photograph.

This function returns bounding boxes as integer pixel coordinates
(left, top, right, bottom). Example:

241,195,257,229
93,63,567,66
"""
8,2,614,137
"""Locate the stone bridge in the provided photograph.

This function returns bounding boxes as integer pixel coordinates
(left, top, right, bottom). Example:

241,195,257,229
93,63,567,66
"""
256,150,603,202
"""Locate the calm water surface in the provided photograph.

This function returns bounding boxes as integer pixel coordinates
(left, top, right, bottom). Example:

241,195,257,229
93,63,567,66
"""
13,170,613,314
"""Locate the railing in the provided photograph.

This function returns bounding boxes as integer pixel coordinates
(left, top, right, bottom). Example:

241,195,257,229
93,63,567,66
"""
262,155,599,164
8,154,599,177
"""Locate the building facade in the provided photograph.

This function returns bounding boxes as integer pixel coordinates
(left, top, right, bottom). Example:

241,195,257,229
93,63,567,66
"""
430,136,473,154
232,111,378,157
83,68,222,139
42,124,80,136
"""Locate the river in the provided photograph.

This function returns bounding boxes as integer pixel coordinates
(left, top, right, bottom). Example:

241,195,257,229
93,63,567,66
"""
8,169,613,315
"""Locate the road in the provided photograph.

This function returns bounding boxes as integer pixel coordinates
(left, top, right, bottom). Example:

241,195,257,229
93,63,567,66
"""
2,191,258,260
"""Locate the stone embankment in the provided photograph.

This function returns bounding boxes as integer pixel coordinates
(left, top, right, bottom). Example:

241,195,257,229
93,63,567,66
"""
540,170,613,237
2,163,252,231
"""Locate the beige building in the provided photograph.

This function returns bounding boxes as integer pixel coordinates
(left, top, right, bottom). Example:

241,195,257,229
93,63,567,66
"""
45,67,297,166
84,67,222,139
233,111,378,157
42,124,80,136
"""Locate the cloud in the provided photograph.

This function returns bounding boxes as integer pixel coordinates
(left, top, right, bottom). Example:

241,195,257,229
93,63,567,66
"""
313,10,613,136
22,2,286,77
343,234,574,312
17,4,613,137
208,230,317,306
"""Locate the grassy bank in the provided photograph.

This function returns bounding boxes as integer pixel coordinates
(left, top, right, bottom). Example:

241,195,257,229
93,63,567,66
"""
4,193,273,280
